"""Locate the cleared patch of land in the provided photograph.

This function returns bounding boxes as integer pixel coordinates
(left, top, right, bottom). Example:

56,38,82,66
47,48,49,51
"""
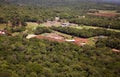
35,32,89,46
99,10,117,13
88,13,117,17
88,10,120,17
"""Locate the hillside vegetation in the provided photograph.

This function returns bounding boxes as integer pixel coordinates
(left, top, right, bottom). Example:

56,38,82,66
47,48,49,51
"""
0,0,120,77
0,35,120,77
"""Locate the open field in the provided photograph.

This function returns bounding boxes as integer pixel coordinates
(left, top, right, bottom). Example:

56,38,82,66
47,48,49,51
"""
99,10,117,13
88,10,120,17
88,13,117,17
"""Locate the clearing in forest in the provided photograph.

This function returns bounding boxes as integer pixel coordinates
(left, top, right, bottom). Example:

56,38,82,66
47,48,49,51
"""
88,10,119,17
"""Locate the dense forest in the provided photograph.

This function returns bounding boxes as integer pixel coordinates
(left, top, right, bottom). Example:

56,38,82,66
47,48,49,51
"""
0,35,120,77
69,17,120,30
51,26,120,38
0,0,120,77
4,0,120,5
0,0,120,29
